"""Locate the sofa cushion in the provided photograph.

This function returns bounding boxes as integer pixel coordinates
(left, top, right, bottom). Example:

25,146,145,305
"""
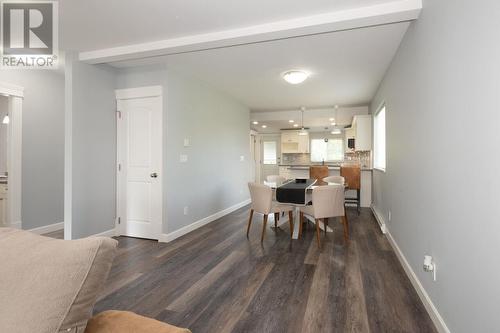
84,311,192,333
0,228,118,333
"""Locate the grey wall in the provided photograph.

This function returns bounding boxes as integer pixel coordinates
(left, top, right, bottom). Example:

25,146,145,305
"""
0,69,64,230
67,56,117,238
0,97,8,174
116,65,251,234
370,1,500,332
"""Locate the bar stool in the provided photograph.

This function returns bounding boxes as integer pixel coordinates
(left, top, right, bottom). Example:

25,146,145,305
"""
340,164,361,215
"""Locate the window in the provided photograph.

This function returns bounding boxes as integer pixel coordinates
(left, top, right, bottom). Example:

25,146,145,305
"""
263,141,277,165
310,138,344,162
374,105,386,170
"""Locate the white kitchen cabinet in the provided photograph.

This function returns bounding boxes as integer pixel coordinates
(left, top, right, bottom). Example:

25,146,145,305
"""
281,131,309,154
352,115,372,151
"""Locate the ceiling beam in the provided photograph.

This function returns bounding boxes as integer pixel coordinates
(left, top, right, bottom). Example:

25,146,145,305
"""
79,0,422,64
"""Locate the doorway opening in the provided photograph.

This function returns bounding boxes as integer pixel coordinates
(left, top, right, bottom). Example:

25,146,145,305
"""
0,82,23,229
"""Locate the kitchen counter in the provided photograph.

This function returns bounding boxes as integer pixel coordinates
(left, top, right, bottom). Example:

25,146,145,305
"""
279,165,372,171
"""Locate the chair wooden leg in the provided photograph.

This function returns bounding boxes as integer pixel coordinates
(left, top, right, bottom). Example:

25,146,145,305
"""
324,218,328,235
299,212,304,239
315,219,321,248
342,214,349,242
246,209,254,237
261,214,268,243
288,210,294,238
274,212,279,229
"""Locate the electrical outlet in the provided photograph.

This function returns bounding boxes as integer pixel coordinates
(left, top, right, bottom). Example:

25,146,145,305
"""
240,155,245,162
180,154,188,163
183,138,190,147
183,206,189,215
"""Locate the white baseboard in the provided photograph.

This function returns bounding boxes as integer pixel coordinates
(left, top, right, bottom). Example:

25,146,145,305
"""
29,222,64,235
370,205,387,234
6,220,22,229
385,229,450,333
90,228,117,238
159,199,251,243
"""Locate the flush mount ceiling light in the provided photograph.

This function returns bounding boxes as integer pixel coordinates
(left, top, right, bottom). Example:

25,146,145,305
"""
261,125,267,128
252,121,259,125
288,120,294,123
282,70,310,85
331,128,342,135
293,124,299,127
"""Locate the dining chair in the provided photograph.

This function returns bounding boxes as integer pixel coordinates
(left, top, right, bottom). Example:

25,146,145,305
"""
247,183,294,242
266,175,286,185
309,166,329,182
299,184,349,248
323,175,345,185
340,164,361,214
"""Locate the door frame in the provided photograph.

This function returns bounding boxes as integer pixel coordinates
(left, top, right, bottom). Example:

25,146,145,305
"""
114,86,163,240
0,81,23,229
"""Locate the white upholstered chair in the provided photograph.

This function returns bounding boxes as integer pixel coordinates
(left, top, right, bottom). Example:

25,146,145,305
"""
299,184,349,247
322,175,345,185
248,182,294,242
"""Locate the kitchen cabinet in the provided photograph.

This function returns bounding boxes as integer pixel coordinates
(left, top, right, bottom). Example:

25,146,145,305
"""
352,115,372,151
281,131,309,154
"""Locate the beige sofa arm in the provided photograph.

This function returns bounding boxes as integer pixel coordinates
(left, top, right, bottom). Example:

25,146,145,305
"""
85,311,191,333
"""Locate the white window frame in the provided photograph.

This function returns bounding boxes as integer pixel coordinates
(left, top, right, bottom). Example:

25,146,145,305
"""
310,137,344,163
373,103,386,172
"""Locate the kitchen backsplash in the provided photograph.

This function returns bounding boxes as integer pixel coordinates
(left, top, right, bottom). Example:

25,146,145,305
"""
282,151,372,168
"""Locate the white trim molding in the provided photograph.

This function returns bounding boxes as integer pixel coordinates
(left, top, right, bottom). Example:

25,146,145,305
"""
90,228,118,238
80,0,422,64
385,230,450,333
0,81,24,98
159,199,251,243
115,86,162,100
371,204,387,234
29,222,64,235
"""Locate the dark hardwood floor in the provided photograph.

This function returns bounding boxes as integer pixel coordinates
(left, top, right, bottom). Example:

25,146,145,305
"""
47,207,436,333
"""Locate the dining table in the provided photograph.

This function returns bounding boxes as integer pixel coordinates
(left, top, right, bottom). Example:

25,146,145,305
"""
263,178,342,239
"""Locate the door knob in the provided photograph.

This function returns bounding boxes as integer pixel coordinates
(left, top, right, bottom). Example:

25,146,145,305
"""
150,172,158,178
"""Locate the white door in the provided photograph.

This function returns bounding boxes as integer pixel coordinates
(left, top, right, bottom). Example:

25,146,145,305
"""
261,135,281,182
117,94,162,240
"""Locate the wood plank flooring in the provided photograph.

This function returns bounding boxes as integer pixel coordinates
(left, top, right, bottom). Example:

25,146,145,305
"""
47,207,437,333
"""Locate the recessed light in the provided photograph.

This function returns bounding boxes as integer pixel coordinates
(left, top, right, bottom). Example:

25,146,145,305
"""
252,121,259,125
331,122,336,126
289,120,294,123
261,125,267,128
282,70,310,84
329,118,335,122
293,124,299,127
331,129,341,135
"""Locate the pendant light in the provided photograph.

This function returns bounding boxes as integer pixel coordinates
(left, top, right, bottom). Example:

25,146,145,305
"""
2,113,9,124
330,105,341,135
298,107,308,136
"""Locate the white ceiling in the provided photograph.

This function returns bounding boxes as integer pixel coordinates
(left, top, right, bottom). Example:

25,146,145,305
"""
113,22,409,110
60,0,407,52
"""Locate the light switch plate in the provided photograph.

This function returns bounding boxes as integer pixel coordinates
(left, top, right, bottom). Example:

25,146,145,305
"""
240,155,245,162
183,138,190,147
180,154,188,163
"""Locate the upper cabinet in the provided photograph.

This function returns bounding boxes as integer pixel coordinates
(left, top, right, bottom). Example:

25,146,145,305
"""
281,131,309,154
352,115,372,151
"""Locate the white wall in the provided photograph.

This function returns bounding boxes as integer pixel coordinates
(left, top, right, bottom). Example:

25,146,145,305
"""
370,1,500,332
65,54,117,238
0,70,64,230
116,65,251,234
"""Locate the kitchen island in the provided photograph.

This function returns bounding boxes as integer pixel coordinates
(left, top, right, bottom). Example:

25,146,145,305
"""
278,165,372,207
